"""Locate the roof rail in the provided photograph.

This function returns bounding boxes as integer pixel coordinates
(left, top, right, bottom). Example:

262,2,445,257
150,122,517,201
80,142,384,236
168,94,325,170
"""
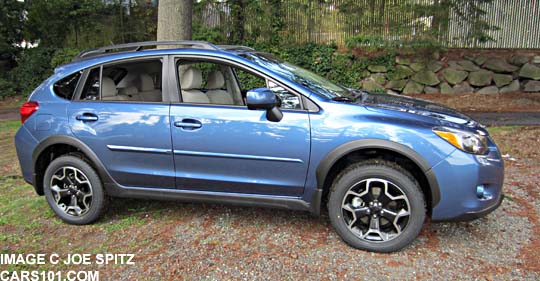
218,45,255,51
74,40,219,61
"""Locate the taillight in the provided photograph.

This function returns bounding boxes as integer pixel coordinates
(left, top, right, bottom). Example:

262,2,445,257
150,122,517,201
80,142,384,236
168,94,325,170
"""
20,101,39,123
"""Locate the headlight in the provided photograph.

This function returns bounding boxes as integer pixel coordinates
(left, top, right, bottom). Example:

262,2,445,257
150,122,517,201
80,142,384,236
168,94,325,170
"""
433,127,488,155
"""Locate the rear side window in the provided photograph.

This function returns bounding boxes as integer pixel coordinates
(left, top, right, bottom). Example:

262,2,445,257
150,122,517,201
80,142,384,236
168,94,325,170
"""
80,68,101,100
53,71,82,100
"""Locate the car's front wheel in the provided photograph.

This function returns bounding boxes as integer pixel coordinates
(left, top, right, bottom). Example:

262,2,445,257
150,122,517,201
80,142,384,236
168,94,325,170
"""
328,160,426,252
43,155,107,225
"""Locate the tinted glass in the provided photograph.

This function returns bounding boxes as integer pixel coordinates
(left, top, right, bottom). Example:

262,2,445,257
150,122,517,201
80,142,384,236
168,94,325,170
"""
53,71,82,100
80,68,101,101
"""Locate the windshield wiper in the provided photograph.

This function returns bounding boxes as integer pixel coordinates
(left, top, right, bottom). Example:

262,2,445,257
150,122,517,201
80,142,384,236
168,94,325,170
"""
331,96,354,102
331,88,368,103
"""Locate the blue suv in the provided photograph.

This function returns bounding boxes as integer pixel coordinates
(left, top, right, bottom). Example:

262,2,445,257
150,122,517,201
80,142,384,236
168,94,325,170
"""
15,41,504,252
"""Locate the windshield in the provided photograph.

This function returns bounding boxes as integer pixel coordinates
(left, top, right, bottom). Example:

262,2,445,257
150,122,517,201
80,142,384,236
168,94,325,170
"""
242,52,349,99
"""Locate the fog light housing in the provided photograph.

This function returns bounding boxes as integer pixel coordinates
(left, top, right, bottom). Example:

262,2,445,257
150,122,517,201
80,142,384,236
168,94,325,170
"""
476,185,485,198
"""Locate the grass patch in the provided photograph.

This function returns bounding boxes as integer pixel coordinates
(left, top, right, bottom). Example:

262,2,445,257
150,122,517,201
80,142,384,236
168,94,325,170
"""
0,120,20,132
487,126,521,135
104,216,146,233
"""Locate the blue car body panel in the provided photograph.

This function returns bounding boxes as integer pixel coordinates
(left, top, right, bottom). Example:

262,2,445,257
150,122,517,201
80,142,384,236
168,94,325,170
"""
169,104,310,196
14,47,504,221
67,101,175,189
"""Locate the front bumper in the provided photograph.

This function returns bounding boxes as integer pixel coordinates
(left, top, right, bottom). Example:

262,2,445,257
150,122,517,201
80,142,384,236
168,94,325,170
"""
448,192,504,221
430,140,504,221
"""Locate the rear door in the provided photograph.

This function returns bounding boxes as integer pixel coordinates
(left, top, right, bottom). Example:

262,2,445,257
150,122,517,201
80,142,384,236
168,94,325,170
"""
68,56,175,189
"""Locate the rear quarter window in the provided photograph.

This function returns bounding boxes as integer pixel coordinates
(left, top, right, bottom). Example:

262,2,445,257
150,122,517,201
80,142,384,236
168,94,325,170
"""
53,71,82,100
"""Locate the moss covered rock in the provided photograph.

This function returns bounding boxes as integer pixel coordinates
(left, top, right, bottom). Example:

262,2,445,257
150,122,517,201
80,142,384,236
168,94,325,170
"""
361,79,385,92
410,62,425,72
477,86,499,94
387,65,414,80
395,57,412,65
370,73,387,85
367,65,388,73
510,55,530,66
448,61,464,71
493,74,513,87
426,61,443,73
519,63,540,80
499,80,520,93
468,70,493,87
424,86,439,94
523,80,540,92
403,81,424,94
439,82,454,94
385,80,408,91
483,58,519,73
473,56,487,66
412,70,440,86
442,68,468,85
457,60,480,72
453,82,474,94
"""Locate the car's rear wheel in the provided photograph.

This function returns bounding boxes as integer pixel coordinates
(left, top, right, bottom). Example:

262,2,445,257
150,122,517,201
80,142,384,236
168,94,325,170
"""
43,155,107,224
328,160,426,252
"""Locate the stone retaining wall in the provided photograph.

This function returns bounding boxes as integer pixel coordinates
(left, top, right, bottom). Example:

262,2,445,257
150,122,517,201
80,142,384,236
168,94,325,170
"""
360,54,540,94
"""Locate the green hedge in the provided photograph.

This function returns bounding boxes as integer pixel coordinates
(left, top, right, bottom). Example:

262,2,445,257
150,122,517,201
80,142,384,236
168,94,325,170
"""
0,47,80,100
1,42,421,100
252,42,396,88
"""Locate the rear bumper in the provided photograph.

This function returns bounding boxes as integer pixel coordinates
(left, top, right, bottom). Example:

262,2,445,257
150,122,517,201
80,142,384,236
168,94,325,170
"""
15,124,38,187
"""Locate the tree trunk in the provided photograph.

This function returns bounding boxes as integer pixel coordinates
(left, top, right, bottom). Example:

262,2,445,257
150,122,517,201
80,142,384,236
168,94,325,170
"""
229,0,246,44
157,0,192,41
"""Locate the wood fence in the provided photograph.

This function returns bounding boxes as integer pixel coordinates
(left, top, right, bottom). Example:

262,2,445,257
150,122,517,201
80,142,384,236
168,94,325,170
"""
196,0,540,49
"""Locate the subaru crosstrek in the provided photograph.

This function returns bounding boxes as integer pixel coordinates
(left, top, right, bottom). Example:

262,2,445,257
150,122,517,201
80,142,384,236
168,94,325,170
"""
14,41,504,252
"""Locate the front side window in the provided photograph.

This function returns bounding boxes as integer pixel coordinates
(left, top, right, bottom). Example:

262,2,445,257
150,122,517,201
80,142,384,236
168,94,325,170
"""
235,68,301,110
177,61,243,105
177,59,302,110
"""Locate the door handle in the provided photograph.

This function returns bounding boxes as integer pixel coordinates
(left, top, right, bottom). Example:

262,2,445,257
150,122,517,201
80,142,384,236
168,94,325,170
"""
76,113,98,122
174,119,202,129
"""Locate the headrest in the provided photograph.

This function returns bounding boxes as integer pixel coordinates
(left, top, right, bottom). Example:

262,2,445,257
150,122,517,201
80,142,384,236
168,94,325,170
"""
206,70,225,89
180,67,202,90
101,77,117,97
138,74,154,92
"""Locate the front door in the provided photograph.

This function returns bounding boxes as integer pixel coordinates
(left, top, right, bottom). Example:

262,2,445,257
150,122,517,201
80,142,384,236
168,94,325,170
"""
169,58,311,196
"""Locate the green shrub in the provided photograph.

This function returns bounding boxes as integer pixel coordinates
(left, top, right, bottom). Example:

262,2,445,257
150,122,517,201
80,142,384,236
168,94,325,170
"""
193,24,225,44
10,47,55,97
345,34,387,52
50,48,81,68
249,42,372,88
0,78,16,100
345,34,444,58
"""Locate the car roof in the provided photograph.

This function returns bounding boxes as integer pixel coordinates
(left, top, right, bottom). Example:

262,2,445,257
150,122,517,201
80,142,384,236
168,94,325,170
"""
55,41,257,75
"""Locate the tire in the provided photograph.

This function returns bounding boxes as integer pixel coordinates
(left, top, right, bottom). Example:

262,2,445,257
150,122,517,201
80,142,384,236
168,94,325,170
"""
328,159,426,252
43,155,107,225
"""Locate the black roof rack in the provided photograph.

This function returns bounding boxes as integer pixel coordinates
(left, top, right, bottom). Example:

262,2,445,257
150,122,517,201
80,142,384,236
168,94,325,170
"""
218,45,255,51
74,40,221,61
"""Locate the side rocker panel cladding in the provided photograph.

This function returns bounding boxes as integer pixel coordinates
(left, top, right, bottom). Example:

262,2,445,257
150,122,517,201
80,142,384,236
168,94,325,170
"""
32,136,313,213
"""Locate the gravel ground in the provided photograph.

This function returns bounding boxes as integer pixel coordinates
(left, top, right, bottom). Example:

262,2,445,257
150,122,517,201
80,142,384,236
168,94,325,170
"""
0,122,539,280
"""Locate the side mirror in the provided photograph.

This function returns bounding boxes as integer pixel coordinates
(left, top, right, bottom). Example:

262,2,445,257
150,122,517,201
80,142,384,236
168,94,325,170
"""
246,88,283,122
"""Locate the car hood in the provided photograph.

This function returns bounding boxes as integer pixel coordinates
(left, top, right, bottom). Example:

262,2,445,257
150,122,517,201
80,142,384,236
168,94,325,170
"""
356,91,479,127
